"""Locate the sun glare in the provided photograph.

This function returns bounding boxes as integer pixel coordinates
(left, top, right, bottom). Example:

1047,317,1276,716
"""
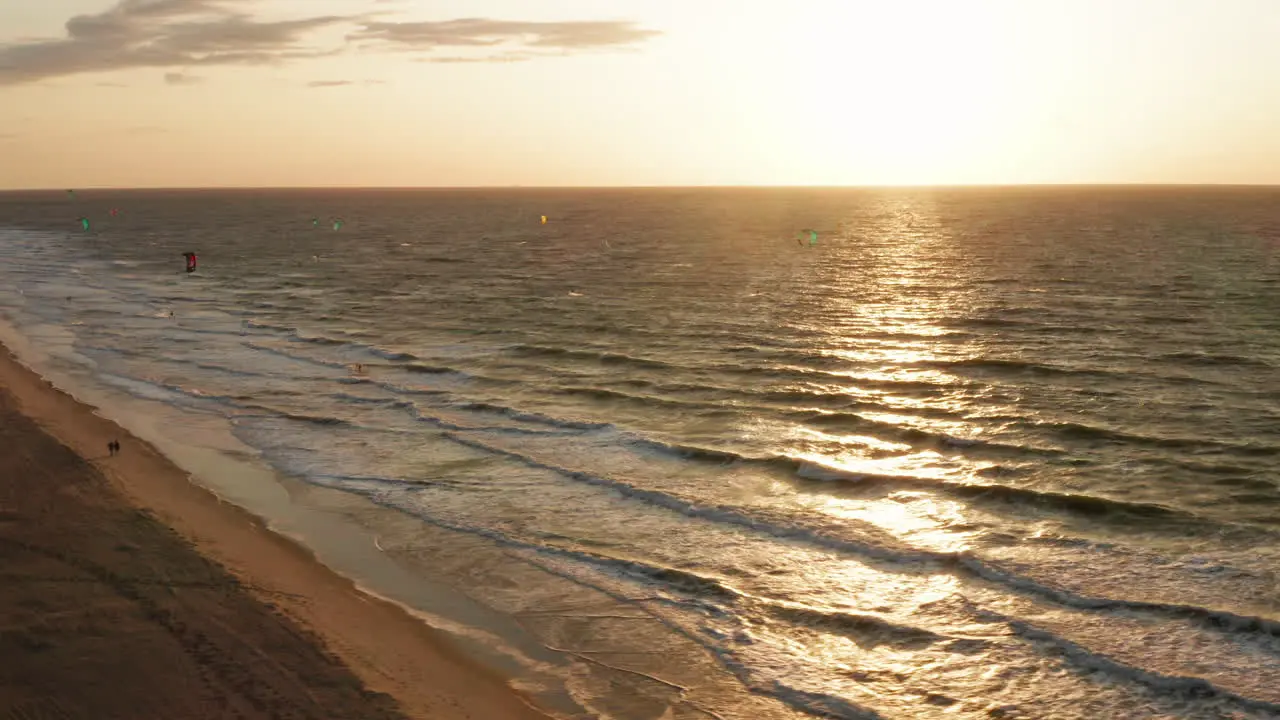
751,1,1032,184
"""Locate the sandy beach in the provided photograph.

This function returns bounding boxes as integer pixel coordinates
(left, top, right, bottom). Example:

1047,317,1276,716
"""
0,344,552,720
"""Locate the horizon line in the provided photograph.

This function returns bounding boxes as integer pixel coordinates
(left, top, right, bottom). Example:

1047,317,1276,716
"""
4,182,1280,193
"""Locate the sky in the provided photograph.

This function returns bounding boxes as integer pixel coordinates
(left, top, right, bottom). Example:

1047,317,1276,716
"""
1,0,1278,189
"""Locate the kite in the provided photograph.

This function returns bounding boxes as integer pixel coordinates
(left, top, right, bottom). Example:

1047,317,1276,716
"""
79,217,90,232
333,218,343,231
796,229,818,247
541,215,547,225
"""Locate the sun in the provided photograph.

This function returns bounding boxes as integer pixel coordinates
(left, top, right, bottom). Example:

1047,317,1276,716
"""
742,1,1029,185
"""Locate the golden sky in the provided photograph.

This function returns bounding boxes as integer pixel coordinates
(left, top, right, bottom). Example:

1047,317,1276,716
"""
1,0,1278,188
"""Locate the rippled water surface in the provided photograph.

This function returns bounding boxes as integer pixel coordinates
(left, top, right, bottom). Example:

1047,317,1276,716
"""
2,187,1279,719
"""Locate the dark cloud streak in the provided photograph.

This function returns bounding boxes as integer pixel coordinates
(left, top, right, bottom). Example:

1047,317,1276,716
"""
306,79,387,87
0,1,661,86
163,71,202,85
417,52,537,65
352,19,661,52
0,0,353,85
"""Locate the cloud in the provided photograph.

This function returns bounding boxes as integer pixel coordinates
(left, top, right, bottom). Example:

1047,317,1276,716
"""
164,71,202,85
0,0,352,86
306,79,385,87
0,2,661,85
122,125,168,134
352,19,661,52
418,52,536,64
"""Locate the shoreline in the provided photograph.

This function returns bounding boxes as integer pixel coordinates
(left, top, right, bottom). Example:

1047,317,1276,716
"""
0,341,555,720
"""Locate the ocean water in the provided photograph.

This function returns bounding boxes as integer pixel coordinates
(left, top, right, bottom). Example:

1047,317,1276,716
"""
1,187,1279,719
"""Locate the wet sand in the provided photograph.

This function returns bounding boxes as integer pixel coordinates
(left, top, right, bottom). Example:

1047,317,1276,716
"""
0,345,552,720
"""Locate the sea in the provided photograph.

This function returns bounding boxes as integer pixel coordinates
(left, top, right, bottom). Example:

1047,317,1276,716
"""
0,187,1278,720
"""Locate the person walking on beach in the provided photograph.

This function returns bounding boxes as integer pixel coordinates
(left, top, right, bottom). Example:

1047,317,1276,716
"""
107,440,119,457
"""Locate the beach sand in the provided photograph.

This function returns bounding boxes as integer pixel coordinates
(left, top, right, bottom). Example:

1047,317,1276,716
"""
0,345,552,720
